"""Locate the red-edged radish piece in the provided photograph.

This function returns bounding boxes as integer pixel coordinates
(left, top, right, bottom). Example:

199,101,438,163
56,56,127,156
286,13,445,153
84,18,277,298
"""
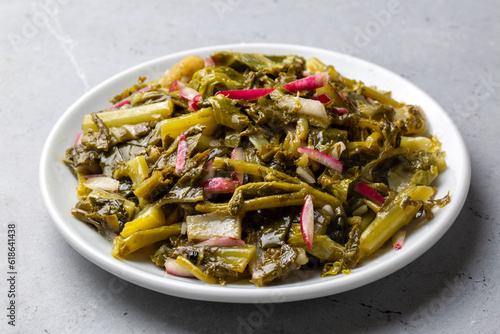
81,174,103,179
136,86,152,94
205,57,215,67
301,194,314,250
197,237,246,247
188,100,198,111
354,182,385,206
179,87,202,103
392,230,406,250
336,107,349,115
311,94,332,104
203,177,236,194
297,147,343,173
175,132,187,176
230,147,245,185
202,159,215,183
165,258,195,278
283,72,329,93
107,86,152,110
179,86,202,110
169,79,185,92
75,132,83,145
339,92,346,100
107,99,130,110
215,88,275,101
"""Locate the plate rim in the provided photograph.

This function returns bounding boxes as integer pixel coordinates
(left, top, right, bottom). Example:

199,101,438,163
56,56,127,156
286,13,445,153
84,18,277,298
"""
39,43,471,303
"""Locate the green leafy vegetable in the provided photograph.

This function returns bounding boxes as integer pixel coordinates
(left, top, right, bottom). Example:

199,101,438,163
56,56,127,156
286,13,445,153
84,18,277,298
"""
65,52,449,286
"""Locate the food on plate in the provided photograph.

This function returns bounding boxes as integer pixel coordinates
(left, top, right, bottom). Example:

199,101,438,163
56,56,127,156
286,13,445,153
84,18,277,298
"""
63,51,449,286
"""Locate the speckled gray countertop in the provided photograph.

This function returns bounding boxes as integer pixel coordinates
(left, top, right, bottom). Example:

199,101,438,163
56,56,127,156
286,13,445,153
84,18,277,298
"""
1,1,499,333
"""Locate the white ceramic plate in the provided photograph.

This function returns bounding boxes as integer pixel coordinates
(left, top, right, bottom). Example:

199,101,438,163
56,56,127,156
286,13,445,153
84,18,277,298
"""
39,43,470,303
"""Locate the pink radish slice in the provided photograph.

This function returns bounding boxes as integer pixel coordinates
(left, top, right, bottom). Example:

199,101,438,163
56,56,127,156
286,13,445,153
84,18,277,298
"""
205,57,215,67
354,182,385,206
188,100,199,111
165,258,195,278
169,79,186,92
215,88,275,101
392,230,406,250
197,237,245,247
75,132,83,145
311,94,332,104
230,147,245,185
107,86,152,110
179,87,202,111
81,174,103,179
336,107,349,115
202,159,215,183
179,87,202,103
282,72,329,93
297,147,343,173
107,99,130,110
136,86,152,94
175,132,187,176
300,194,314,250
203,177,236,194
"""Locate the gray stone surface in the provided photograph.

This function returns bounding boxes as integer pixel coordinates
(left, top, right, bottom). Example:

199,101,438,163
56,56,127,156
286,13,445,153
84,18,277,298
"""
1,0,499,333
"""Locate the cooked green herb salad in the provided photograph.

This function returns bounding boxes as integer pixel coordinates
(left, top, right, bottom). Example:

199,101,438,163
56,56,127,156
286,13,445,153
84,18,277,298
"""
64,52,449,286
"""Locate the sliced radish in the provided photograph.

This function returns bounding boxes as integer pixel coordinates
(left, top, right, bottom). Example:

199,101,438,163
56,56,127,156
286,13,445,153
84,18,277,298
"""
203,177,236,194
301,194,314,250
107,99,130,110
283,72,329,93
215,88,275,101
205,57,215,67
179,87,202,102
392,230,406,250
188,100,198,111
179,86,202,110
136,86,152,94
311,94,332,104
81,174,103,179
165,258,195,278
169,79,186,92
175,132,187,176
197,237,245,247
75,132,83,146
230,147,245,186
336,107,349,115
339,92,346,100
202,159,215,183
107,86,152,110
354,182,385,206
297,147,343,173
